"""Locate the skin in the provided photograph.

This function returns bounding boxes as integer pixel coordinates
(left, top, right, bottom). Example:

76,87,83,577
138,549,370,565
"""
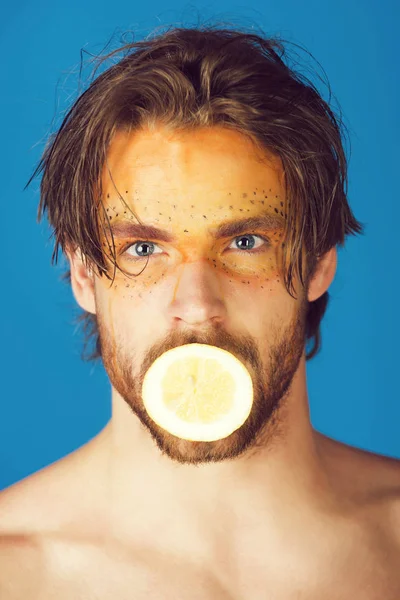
66,125,342,569
2,125,400,598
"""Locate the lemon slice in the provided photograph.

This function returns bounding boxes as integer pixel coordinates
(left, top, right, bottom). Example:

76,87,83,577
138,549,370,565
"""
142,343,253,441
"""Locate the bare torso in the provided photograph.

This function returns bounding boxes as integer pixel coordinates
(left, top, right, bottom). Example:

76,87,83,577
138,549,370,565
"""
0,429,399,600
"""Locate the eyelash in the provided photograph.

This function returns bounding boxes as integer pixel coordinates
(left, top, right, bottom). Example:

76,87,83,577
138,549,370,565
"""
120,234,271,262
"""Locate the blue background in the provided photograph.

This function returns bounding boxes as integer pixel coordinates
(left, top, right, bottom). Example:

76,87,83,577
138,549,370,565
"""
1,0,399,491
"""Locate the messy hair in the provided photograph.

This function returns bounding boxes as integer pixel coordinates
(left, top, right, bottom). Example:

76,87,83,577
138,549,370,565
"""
28,23,365,362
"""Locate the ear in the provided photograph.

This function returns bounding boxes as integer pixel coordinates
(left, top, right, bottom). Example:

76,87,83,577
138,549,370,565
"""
307,246,337,303
66,248,97,315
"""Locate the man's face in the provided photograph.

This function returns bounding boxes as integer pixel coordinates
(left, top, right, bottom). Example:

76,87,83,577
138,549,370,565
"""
93,125,309,465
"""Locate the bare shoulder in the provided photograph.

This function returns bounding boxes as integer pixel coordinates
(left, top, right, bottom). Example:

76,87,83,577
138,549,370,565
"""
0,532,48,598
0,462,74,537
0,429,399,598
1,427,399,536
316,430,400,496
0,428,110,539
0,432,111,598
316,431,400,546
0,458,77,598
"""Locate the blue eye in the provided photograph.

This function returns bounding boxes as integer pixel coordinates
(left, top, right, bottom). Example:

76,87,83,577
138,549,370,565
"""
125,241,160,260
232,234,268,252
122,234,270,261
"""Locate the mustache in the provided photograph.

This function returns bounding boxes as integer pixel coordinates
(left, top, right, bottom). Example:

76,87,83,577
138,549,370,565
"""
139,324,259,383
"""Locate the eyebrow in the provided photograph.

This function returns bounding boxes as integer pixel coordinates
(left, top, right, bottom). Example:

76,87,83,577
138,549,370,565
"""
109,213,286,242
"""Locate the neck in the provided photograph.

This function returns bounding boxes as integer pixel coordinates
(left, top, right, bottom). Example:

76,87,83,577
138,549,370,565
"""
94,355,339,556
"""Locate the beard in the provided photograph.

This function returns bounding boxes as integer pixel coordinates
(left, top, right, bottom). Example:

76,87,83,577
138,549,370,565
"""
96,295,309,466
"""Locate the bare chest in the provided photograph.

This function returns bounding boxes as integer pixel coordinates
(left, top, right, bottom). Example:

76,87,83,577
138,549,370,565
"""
2,535,399,600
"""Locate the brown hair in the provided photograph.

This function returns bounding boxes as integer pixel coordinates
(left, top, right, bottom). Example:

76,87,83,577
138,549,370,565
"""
27,23,365,362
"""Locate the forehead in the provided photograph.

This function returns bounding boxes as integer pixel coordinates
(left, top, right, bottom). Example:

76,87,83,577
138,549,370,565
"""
102,126,285,202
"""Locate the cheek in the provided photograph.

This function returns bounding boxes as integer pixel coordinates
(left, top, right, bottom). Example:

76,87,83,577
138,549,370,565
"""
99,276,161,339
226,259,283,295
95,277,139,332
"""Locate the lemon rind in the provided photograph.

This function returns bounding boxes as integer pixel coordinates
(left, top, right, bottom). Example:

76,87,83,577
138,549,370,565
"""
142,343,253,441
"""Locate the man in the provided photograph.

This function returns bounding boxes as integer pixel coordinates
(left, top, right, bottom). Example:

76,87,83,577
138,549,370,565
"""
1,25,399,599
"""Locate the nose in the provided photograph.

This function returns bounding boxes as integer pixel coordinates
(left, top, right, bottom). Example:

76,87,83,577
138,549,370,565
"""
167,259,227,329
